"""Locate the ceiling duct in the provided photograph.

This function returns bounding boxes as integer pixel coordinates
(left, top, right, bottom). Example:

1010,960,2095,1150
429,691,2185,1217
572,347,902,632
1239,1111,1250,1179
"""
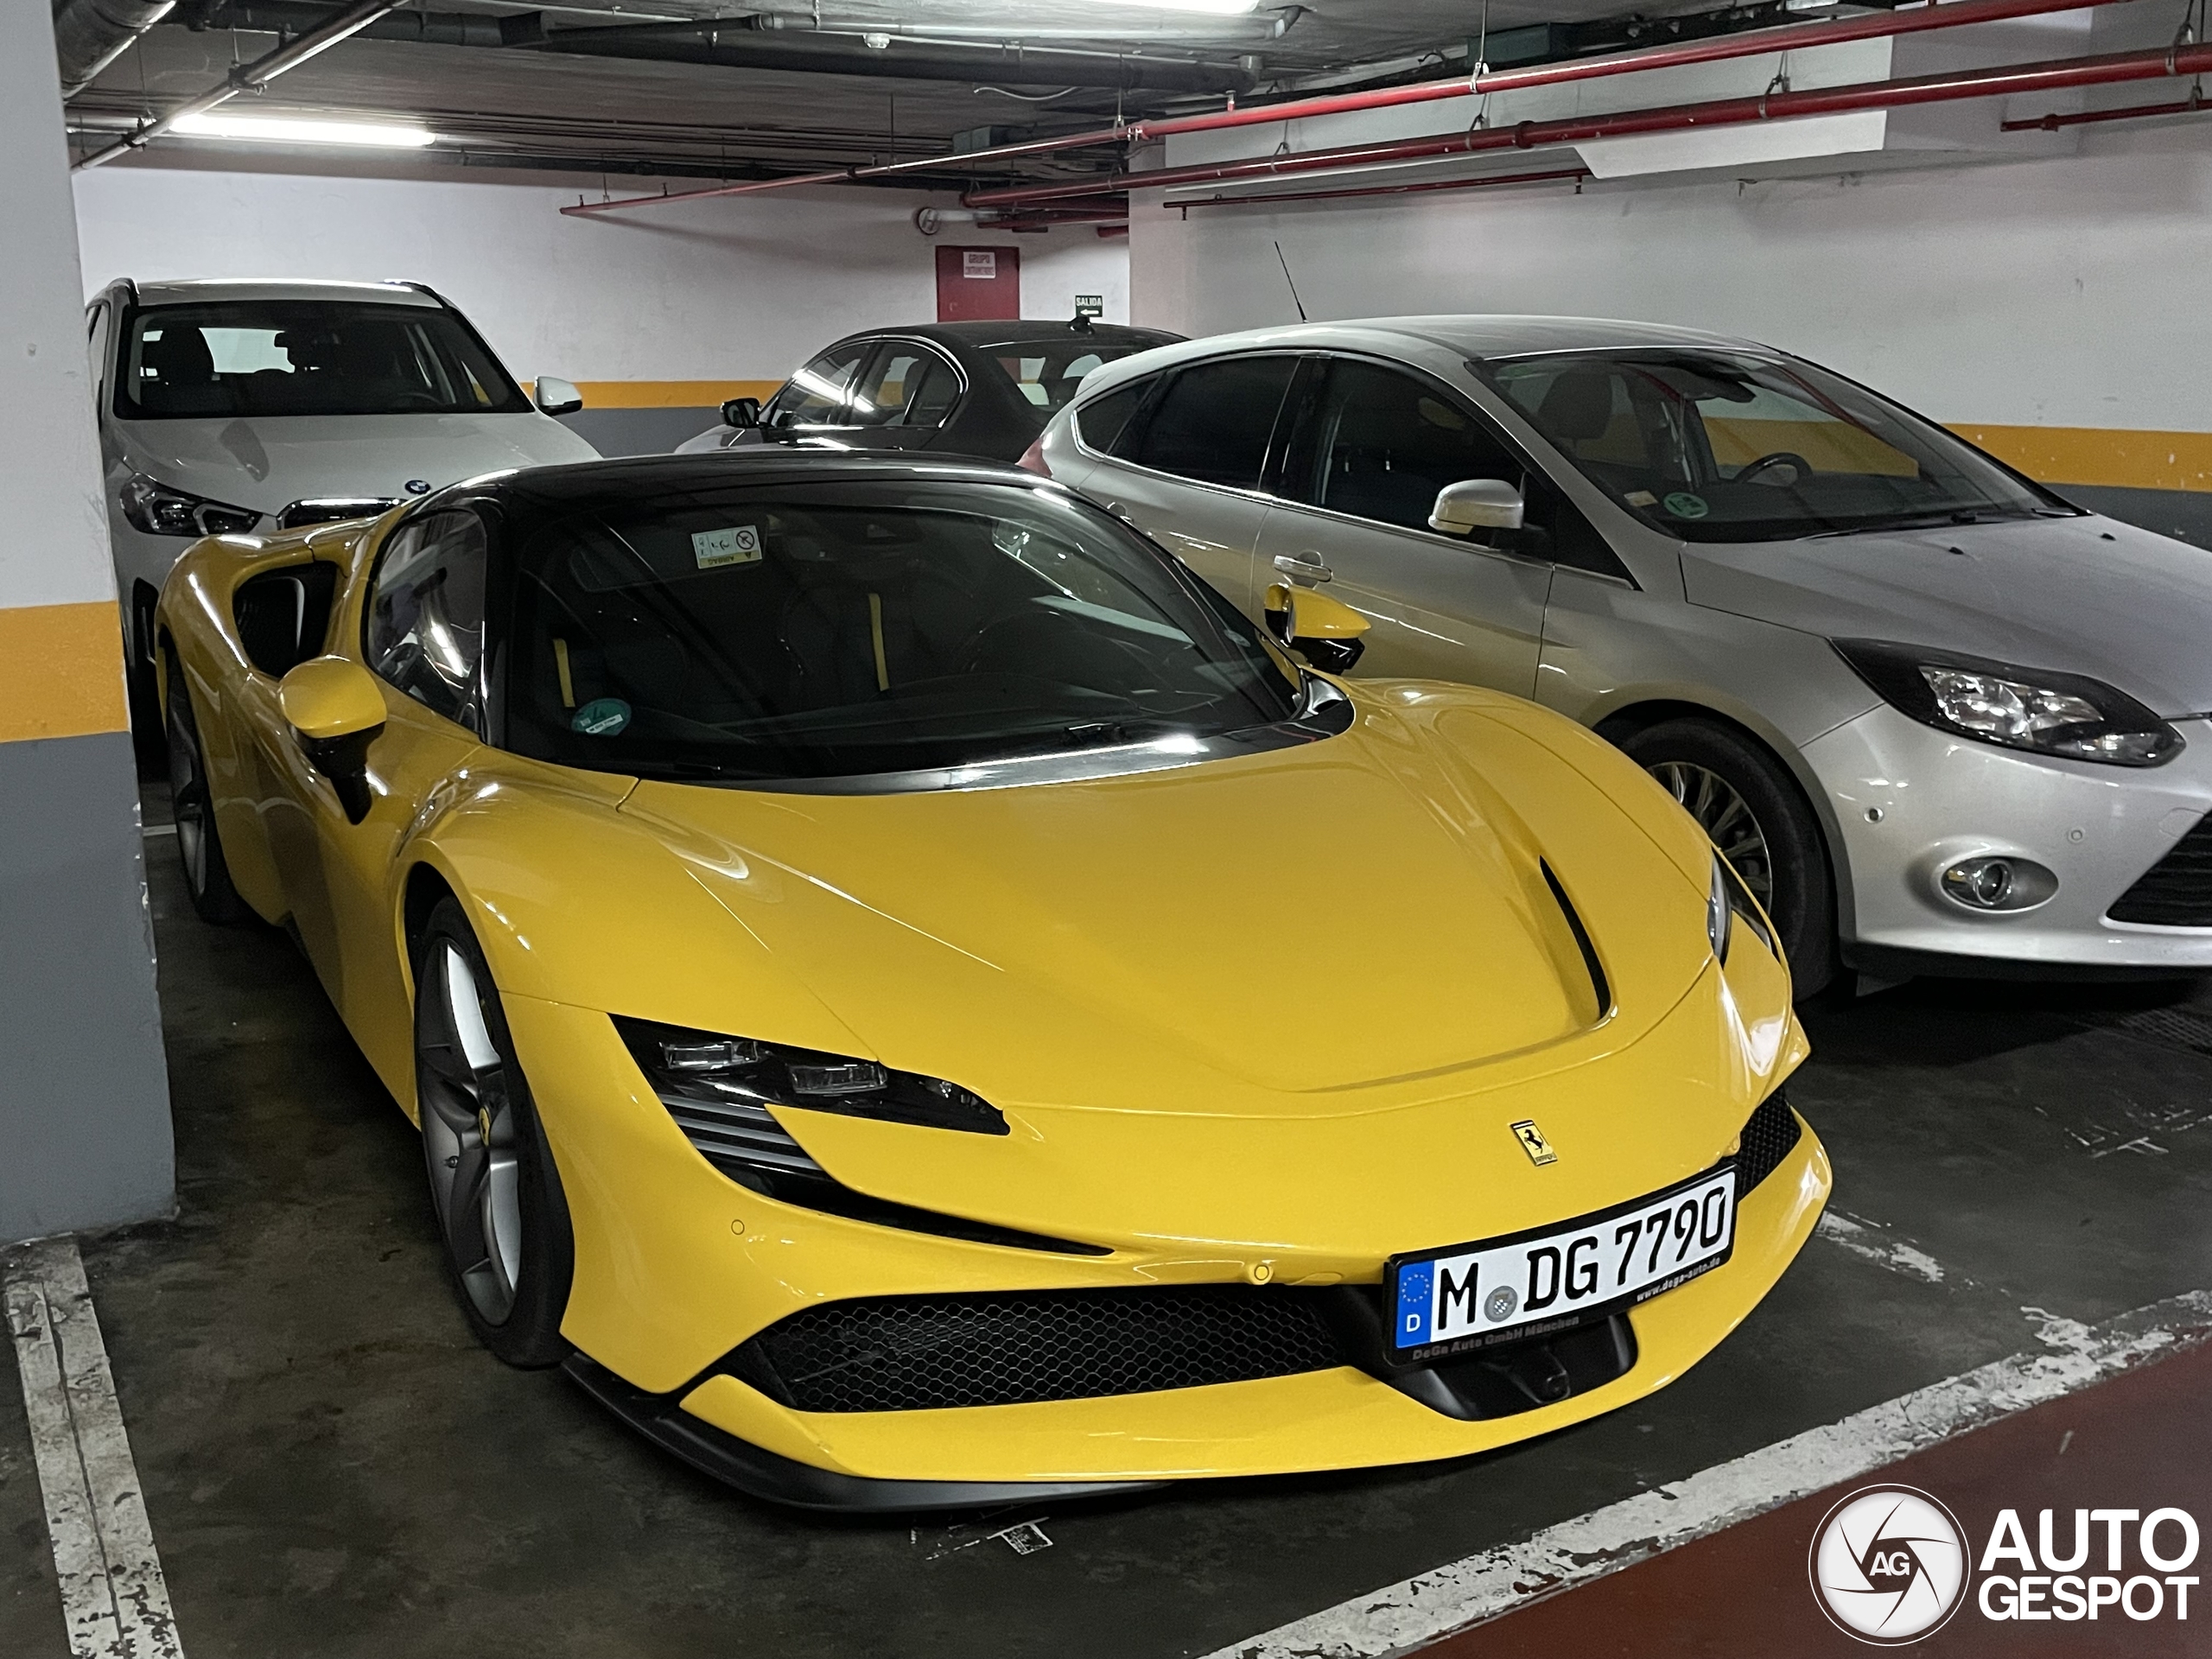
53,0,176,98
181,0,1254,92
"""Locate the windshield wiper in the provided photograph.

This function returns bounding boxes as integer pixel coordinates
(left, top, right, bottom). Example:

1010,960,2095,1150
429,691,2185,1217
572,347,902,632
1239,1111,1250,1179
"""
1808,508,2042,538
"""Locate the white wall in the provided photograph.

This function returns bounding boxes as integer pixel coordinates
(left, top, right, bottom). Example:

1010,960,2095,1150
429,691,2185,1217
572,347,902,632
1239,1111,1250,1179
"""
72,161,1129,389
1131,120,2212,435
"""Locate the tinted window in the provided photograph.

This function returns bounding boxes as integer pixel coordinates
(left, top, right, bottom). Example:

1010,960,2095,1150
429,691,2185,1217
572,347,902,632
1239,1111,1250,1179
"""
504,480,1300,783
1479,350,2059,542
117,301,527,420
366,512,488,727
1075,376,1154,454
851,346,961,429
767,342,872,429
1303,361,1520,532
978,340,1156,415
1130,357,1297,489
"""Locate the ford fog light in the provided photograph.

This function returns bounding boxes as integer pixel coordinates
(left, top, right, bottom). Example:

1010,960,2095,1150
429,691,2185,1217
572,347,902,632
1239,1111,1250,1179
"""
1939,855,2056,912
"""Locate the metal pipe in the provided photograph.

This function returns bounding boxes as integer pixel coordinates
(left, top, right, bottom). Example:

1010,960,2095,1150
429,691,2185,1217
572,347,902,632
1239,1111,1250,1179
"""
73,0,403,168
2002,86,2209,127
54,0,176,99
562,0,2127,217
965,38,2212,209
742,7,1303,45
1173,164,1592,212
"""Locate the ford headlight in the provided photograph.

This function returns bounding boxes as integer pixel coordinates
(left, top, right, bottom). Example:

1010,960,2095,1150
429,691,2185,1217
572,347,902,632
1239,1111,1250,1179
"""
1832,639,2182,767
120,474,263,538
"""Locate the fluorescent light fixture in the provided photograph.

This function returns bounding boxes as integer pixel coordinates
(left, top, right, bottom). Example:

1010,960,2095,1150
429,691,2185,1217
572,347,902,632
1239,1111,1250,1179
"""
170,112,439,148
1073,0,1259,13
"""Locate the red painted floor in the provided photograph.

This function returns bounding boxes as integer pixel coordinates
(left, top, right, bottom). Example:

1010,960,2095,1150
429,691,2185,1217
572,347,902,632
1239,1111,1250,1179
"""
1428,1340,2212,1657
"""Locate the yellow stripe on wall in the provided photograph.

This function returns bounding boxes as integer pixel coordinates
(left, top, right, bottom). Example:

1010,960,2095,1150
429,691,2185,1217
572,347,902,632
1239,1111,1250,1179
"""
572,379,785,409
1950,426,2212,494
0,601,130,745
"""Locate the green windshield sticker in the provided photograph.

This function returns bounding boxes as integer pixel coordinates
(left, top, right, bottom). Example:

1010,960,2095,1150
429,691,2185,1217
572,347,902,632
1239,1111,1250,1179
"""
1663,492,1710,520
693,524,763,569
572,697,631,736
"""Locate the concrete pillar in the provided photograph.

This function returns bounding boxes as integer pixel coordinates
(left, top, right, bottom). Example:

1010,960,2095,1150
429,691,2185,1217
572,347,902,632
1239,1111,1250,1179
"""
0,6,175,1240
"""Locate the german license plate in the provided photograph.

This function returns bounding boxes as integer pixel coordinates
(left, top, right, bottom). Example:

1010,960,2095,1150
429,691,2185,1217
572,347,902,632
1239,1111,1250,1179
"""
1387,1167,1738,1363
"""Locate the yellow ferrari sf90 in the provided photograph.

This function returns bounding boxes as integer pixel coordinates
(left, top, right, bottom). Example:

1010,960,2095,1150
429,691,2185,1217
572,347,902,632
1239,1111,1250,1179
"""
155,453,1827,1510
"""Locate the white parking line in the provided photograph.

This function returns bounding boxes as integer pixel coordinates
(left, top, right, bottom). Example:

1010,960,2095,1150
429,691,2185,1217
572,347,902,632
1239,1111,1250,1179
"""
3,1236,182,1659
1815,1209,1948,1282
1203,1289,2212,1659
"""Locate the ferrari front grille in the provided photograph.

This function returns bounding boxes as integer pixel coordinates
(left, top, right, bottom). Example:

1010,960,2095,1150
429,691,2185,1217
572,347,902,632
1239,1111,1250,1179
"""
1734,1091,1802,1192
728,1287,1351,1414
2107,815,2212,925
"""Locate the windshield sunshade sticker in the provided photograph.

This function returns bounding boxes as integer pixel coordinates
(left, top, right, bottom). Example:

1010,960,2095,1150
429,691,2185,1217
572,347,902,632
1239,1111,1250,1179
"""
1663,492,1710,520
572,696,632,736
693,524,763,569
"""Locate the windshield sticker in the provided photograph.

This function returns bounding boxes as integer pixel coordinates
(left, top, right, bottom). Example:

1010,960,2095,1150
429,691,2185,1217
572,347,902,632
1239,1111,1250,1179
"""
571,697,632,736
1624,489,1657,507
1664,492,1710,520
693,524,763,569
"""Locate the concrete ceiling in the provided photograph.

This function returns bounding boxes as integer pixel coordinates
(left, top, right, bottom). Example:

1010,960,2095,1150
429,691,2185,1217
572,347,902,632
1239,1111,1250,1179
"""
67,0,1750,183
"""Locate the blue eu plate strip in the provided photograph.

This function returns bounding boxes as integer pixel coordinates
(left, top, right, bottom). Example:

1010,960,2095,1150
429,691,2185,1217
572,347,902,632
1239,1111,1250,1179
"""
1395,1260,1432,1349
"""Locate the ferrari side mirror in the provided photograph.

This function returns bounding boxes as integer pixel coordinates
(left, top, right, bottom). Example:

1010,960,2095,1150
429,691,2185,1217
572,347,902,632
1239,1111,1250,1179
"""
279,656,386,824
1264,582,1370,675
721,396,761,429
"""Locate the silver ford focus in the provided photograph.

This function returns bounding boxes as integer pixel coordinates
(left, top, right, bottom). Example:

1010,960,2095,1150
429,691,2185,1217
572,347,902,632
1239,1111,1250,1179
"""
1030,317,2212,996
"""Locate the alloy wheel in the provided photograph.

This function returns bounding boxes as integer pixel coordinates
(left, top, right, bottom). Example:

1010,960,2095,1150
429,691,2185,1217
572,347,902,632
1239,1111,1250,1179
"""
166,702,211,899
417,944,524,1324
1647,760,1776,911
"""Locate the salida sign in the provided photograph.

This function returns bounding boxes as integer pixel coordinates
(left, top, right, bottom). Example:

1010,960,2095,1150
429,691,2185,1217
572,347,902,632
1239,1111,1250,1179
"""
1809,1485,2200,1644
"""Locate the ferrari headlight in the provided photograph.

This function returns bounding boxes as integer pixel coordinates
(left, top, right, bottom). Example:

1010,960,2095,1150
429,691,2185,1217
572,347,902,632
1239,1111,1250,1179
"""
120,473,263,538
1833,639,2181,767
613,1016,1007,1136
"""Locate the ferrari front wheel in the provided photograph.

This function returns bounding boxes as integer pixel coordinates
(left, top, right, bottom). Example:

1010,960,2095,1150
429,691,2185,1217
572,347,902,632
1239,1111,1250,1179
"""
162,644,245,925
413,897,575,1368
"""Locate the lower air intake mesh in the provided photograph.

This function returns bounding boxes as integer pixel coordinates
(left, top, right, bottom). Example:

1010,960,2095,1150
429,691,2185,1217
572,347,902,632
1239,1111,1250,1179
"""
1736,1091,1802,1192
2107,815,2212,925
734,1287,1349,1414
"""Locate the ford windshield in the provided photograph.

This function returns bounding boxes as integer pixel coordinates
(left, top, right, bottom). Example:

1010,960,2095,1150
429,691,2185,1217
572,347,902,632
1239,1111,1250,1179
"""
1478,349,2073,543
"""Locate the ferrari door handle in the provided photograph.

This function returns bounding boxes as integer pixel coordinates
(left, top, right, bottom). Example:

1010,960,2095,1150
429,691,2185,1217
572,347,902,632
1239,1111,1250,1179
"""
1273,552,1334,583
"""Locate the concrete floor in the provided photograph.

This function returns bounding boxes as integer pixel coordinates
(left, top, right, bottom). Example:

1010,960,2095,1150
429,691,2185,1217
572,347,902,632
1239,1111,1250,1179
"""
6,784,2212,1658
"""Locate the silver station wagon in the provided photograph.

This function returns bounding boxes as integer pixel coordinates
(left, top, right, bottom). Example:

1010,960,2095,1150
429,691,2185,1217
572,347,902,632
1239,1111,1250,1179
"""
1031,317,2212,996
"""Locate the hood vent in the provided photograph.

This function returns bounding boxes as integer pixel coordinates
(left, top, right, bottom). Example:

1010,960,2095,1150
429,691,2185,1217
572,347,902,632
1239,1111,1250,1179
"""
1541,861,1612,1023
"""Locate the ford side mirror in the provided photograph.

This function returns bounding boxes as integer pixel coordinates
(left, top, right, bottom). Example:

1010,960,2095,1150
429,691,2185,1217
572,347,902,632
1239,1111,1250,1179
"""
1430,477,1524,537
533,375,584,416
1264,582,1370,675
721,396,761,429
278,656,386,824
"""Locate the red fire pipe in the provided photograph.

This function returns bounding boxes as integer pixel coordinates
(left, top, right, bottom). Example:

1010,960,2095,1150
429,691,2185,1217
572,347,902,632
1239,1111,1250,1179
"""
1178,165,1591,213
560,0,2124,217
2002,85,2209,127
963,39,2212,210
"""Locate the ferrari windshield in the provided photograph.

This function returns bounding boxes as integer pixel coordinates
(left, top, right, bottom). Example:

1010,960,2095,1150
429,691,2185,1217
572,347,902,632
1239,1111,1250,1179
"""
117,300,531,420
1478,349,2067,542
504,479,1302,782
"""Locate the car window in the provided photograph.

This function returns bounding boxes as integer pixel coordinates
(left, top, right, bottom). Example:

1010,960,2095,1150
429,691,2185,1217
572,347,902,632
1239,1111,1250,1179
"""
849,346,961,429
1128,357,1298,490
502,480,1301,783
116,300,527,420
1479,350,2057,542
767,342,873,429
365,511,489,728
976,340,1154,414
1300,360,1522,532
1074,375,1156,454
86,302,111,407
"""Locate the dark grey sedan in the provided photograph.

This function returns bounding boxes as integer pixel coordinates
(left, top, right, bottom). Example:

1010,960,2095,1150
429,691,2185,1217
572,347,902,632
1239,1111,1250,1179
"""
677,319,1182,463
